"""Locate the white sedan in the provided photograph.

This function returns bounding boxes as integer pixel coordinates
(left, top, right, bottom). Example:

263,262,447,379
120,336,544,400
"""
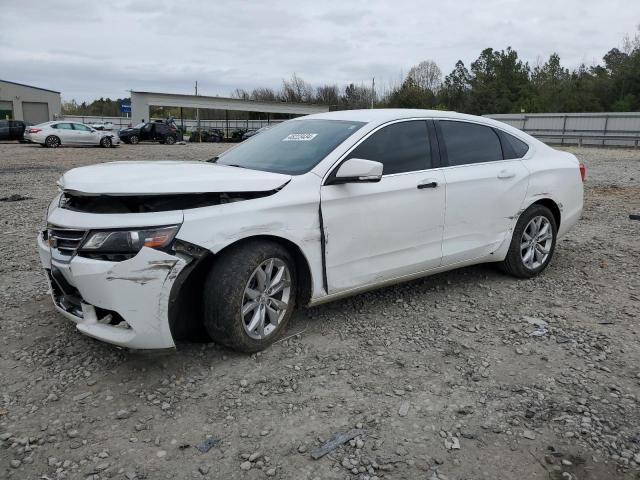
38,109,584,351
25,121,119,148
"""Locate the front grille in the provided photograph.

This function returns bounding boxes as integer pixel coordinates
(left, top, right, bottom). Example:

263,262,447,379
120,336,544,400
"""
48,227,87,256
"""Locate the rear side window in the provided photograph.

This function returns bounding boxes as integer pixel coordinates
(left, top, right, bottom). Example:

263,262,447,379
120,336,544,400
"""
497,130,529,159
347,120,431,175
156,124,170,133
54,123,74,130
439,121,503,166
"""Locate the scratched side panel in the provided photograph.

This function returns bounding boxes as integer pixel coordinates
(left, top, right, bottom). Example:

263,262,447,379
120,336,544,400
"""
178,174,325,299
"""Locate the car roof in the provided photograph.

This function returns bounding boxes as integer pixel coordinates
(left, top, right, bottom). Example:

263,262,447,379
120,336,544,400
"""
300,108,542,145
301,108,469,123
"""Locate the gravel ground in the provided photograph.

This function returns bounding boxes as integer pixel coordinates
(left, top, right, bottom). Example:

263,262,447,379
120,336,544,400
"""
0,141,639,480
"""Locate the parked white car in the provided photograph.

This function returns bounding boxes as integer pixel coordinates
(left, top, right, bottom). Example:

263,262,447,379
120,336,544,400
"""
38,109,584,351
25,121,119,148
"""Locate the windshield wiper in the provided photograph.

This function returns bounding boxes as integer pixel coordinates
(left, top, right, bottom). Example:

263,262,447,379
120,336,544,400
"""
206,156,219,163
222,164,249,169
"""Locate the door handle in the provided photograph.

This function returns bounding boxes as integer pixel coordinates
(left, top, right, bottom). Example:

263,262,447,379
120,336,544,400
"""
417,181,438,189
497,169,516,179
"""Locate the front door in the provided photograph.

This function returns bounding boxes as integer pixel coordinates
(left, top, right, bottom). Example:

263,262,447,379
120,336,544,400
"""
72,123,98,144
321,120,445,293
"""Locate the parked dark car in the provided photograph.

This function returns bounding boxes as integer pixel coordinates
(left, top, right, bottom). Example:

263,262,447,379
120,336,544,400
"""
240,124,273,141
118,121,182,145
230,128,249,142
189,128,225,143
0,120,26,141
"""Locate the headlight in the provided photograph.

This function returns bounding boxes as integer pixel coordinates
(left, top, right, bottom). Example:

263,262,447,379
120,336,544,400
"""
80,225,180,253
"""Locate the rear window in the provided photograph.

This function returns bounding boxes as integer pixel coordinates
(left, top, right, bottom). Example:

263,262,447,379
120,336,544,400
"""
217,119,365,175
439,120,503,166
498,130,530,159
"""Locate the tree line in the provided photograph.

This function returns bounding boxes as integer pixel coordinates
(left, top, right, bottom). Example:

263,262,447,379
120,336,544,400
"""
63,28,640,117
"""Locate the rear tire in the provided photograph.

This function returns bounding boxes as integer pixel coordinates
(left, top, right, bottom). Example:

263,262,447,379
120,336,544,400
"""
129,135,139,145
45,135,60,148
165,135,176,145
203,240,297,352
500,204,557,278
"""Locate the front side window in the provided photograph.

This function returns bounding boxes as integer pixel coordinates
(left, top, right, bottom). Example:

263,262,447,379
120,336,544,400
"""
439,120,503,166
72,123,91,131
216,119,365,175
347,120,431,175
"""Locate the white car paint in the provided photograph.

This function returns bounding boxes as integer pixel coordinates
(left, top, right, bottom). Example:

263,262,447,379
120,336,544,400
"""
38,109,583,349
59,161,290,195
24,121,120,147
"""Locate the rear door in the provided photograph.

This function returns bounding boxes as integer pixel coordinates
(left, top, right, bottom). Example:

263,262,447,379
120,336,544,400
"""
321,120,446,293
52,122,77,144
435,120,529,265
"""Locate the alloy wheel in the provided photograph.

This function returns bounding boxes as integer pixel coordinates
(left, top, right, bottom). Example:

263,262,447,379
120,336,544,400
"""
46,136,60,148
241,258,291,340
520,215,553,270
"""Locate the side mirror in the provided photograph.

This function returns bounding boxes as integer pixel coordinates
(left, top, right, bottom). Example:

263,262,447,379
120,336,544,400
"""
329,158,383,185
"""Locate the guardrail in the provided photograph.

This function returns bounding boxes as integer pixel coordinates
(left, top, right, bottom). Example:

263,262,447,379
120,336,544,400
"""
486,112,640,148
528,133,640,148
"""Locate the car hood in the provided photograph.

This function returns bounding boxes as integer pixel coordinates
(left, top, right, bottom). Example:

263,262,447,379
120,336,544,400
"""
119,128,139,134
58,161,292,195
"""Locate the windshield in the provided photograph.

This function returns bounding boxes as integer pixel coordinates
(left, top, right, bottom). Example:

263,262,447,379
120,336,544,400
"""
133,122,146,129
216,119,365,174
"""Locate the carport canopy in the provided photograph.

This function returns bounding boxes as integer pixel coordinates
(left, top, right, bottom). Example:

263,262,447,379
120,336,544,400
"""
130,91,329,124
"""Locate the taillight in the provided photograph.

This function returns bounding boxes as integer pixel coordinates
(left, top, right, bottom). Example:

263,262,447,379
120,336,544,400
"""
579,163,586,182
28,128,42,133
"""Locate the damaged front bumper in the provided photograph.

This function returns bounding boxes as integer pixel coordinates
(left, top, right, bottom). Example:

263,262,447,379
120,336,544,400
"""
37,231,187,349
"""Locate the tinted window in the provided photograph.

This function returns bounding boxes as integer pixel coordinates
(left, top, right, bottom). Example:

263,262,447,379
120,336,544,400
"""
156,124,170,133
498,130,529,159
440,121,503,166
54,123,74,130
142,123,153,132
72,123,91,131
347,121,430,175
217,119,365,175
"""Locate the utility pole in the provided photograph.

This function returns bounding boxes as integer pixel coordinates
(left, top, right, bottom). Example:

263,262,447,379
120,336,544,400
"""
371,77,375,109
195,81,200,142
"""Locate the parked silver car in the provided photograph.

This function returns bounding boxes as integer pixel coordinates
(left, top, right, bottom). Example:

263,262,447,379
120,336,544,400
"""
24,121,119,148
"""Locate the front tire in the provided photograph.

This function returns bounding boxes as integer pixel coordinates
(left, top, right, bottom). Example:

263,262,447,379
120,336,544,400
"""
45,135,60,148
100,137,112,148
203,240,297,352
129,135,139,145
500,204,557,278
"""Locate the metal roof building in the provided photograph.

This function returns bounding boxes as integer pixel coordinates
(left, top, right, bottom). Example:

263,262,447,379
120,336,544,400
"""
130,90,329,125
0,80,62,123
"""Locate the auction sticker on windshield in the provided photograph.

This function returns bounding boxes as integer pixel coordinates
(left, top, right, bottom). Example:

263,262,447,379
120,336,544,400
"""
283,133,318,141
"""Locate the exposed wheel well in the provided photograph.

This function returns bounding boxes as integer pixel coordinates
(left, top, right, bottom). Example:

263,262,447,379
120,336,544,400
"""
531,198,561,228
168,235,313,342
217,235,313,307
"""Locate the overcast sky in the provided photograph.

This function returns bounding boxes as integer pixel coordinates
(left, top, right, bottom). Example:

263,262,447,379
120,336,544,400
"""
1,0,639,102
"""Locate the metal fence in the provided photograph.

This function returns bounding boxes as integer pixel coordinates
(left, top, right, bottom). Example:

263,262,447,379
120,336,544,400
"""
59,115,280,137
62,112,640,147
486,112,640,148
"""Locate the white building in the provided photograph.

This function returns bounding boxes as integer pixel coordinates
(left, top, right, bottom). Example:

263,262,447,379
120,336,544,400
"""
0,79,62,123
